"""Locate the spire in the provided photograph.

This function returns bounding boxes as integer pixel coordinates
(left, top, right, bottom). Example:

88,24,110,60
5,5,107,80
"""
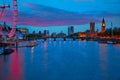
102,18,105,23
101,18,106,33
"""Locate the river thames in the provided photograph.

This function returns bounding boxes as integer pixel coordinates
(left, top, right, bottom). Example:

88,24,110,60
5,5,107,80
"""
0,39,120,80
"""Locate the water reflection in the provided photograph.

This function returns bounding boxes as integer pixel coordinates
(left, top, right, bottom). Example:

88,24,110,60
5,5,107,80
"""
0,49,24,80
43,42,48,71
115,44,120,50
31,47,34,54
99,44,108,80
0,41,120,80
31,47,34,63
9,49,24,80
3,55,10,63
63,41,66,44
53,41,56,46
59,39,62,45
0,55,9,80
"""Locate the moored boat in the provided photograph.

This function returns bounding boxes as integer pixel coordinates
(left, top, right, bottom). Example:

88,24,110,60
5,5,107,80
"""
107,41,116,44
0,47,14,55
2,48,14,55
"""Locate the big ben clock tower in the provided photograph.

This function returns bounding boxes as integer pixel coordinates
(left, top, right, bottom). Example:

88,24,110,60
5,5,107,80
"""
101,18,106,33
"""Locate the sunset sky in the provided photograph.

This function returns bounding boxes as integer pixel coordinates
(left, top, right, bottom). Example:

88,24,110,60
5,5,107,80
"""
0,0,120,34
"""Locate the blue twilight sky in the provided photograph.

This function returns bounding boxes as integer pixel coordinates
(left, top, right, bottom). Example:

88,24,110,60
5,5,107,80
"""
0,0,120,34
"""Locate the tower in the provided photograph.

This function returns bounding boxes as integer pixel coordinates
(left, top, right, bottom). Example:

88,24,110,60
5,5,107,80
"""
44,30,49,36
90,22,95,33
101,18,106,33
68,26,74,35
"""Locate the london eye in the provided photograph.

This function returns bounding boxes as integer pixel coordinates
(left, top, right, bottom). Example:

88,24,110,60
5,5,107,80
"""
0,0,18,37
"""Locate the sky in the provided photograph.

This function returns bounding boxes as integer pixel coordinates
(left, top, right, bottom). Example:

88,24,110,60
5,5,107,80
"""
0,0,120,34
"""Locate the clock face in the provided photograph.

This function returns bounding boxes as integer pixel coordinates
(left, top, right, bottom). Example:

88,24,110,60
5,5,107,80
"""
102,23,105,26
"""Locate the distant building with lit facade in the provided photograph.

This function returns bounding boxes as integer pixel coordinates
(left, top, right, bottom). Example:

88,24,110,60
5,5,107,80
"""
101,18,106,33
18,28,29,35
87,32,98,38
90,22,95,33
78,32,98,38
17,28,29,39
78,32,87,38
68,26,74,35
78,22,98,38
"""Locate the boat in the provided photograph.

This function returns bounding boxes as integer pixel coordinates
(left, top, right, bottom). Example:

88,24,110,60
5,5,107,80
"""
0,42,15,55
107,41,116,44
2,48,14,55
0,47,14,55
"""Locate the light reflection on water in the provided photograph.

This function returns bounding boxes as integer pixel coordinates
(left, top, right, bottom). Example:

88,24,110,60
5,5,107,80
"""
43,41,48,71
0,49,24,80
0,41,120,80
31,47,34,63
99,44,108,80
9,49,24,80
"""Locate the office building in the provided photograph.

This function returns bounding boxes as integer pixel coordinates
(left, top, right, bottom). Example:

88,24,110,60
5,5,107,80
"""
90,22,95,33
68,26,74,35
44,30,49,36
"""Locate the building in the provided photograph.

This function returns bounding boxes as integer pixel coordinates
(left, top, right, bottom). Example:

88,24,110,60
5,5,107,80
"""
57,31,66,37
44,30,49,36
78,32,87,38
87,32,98,38
101,18,106,33
17,28,29,35
17,28,29,39
51,32,57,37
38,31,41,35
15,30,24,39
90,22,95,33
78,32,98,38
68,26,74,35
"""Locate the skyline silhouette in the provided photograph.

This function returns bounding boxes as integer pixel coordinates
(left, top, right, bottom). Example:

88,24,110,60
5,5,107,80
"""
0,0,120,34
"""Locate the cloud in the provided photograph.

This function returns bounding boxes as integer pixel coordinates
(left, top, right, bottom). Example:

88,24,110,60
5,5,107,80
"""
104,0,120,4
0,3,120,27
74,0,94,2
